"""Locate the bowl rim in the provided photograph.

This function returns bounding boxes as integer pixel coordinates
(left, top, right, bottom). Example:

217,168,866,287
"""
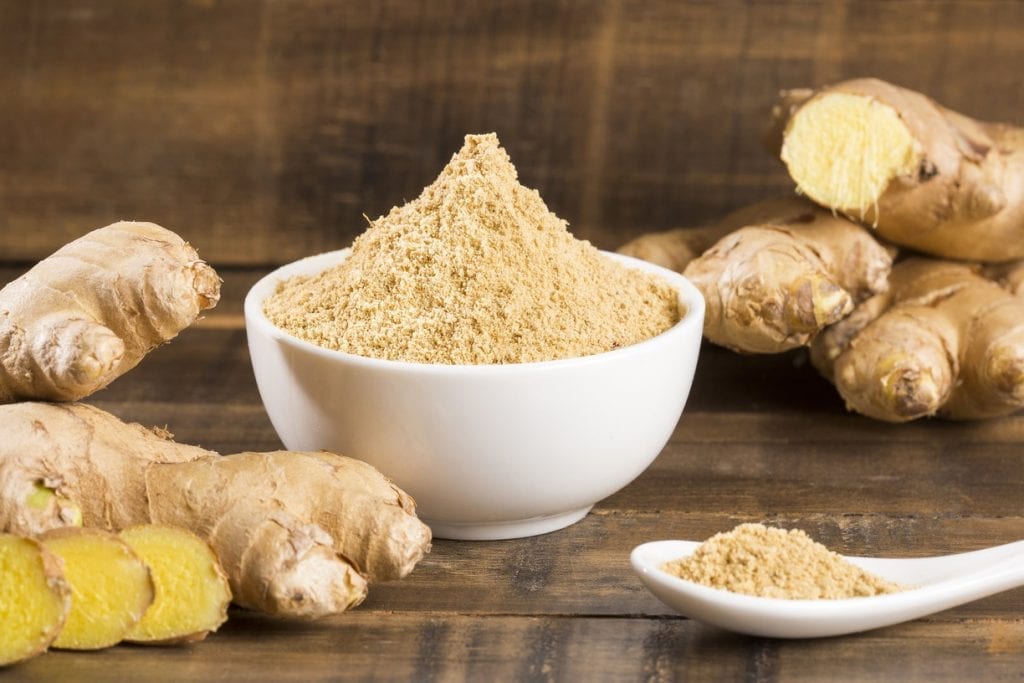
244,248,705,375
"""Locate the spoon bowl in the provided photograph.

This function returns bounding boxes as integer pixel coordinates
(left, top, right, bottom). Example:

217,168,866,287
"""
631,538,1024,639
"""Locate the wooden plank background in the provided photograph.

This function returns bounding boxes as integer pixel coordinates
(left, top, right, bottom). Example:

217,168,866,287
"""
3,0,1024,264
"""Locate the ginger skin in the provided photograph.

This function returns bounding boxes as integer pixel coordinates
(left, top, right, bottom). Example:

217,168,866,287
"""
772,78,1024,262
985,260,1024,296
618,222,734,274
0,222,220,403
812,258,1024,422
0,402,431,620
620,197,893,353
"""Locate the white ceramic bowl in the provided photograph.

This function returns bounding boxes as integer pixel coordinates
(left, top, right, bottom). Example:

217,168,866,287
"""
244,249,704,540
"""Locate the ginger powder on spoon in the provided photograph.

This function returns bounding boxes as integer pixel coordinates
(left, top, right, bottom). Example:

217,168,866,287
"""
663,523,905,599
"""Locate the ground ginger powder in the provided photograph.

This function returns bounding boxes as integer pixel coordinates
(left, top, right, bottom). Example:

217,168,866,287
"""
661,523,904,599
263,133,679,364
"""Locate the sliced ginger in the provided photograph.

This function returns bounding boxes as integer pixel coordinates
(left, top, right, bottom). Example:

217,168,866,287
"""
781,92,921,219
0,534,70,666
121,525,231,644
41,528,154,650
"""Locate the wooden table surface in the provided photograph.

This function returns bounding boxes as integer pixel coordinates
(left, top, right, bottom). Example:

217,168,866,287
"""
2,266,1021,682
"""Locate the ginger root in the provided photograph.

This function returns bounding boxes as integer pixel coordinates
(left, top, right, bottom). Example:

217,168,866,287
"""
620,197,893,353
0,402,431,620
41,527,154,650
618,221,734,273
0,534,70,666
811,258,1024,422
121,525,231,644
772,78,1024,262
0,221,220,403
986,259,1024,297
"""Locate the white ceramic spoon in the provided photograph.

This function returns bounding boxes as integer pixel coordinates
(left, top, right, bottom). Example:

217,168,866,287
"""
631,539,1024,639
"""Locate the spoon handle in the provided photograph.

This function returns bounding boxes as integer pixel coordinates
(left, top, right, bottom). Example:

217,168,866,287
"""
959,540,1024,591
975,539,1024,566
987,540,1024,574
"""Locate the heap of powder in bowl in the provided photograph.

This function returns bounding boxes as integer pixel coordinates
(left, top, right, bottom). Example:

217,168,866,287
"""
263,133,680,365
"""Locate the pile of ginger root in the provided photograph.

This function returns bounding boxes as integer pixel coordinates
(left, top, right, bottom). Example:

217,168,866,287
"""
0,222,431,666
621,77,1024,423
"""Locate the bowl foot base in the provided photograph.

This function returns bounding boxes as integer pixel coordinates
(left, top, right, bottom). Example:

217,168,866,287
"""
424,506,593,541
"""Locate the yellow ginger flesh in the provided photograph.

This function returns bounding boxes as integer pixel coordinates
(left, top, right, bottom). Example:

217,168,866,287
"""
121,525,231,643
781,93,921,218
0,535,69,666
43,529,153,650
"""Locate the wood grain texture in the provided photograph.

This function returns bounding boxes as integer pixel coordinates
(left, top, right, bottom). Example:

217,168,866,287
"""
3,1,1024,264
10,615,1024,682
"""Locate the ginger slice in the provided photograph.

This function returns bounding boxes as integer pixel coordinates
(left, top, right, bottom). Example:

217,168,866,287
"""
41,528,154,650
781,92,921,219
0,534,70,666
121,525,232,644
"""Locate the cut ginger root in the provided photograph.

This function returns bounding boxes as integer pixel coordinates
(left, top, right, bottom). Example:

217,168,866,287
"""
120,525,231,644
0,534,70,667
41,528,154,650
0,221,220,403
772,78,1024,262
0,402,431,620
811,258,1024,422
619,197,893,353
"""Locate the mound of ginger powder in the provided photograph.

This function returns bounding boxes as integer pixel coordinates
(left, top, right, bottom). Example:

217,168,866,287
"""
263,133,680,364
662,523,906,599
